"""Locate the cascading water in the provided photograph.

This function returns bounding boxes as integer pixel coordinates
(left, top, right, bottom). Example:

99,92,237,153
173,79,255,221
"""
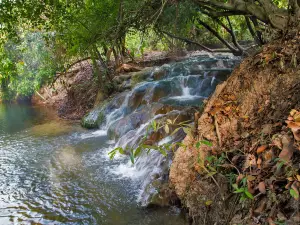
0,54,240,224
83,54,240,206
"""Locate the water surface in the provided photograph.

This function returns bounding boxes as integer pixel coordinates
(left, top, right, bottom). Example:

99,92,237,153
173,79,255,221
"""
0,104,187,224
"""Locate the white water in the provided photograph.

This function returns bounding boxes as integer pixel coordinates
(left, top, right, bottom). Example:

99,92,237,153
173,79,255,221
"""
83,55,240,205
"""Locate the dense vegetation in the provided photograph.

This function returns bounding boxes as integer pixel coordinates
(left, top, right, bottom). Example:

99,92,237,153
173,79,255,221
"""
0,0,299,100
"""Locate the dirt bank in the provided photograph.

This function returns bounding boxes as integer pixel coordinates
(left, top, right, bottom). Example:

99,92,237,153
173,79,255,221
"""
170,30,300,224
32,60,98,120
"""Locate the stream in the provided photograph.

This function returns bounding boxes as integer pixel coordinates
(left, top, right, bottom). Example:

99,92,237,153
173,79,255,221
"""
0,54,239,224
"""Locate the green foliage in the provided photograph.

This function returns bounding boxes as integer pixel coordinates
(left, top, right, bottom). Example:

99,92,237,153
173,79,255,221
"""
232,182,254,201
0,32,58,100
0,0,292,100
108,117,192,163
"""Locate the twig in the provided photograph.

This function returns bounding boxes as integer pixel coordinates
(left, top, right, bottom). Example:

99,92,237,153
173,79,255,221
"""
35,90,46,101
214,115,222,147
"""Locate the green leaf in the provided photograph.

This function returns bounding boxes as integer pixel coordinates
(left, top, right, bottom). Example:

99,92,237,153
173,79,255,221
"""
200,140,213,147
158,147,167,156
171,127,180,136
232,184,238,190
290,189,299,199
196,142,201,149
134,146,142,158
233,188,245,193
244,190,254,200
130,149,135,164
183,127,190,135
205,200,213,206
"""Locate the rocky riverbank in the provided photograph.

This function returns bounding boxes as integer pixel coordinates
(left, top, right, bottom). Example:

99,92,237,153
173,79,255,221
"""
170,31,300,224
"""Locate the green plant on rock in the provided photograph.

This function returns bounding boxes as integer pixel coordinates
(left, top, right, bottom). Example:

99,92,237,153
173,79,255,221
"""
108,116,191,163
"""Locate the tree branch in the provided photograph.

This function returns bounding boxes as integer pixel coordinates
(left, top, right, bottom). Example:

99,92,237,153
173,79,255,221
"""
159,30,232,53
245,16,263,46
193,0,290,30
196,19,242,55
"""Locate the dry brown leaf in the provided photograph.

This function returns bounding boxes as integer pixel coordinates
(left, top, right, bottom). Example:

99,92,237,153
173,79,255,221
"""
257,145,268,154
224,106,231,112
272,136,282,149
286,120,300,128
262,124,273,135
285,181,292,189
290,109,297,117
279,135,295,161
263,150,274,161
247,175,256,181
254,198,267,214
268,218,276,225
244,154,257,169
294,113,300,122
257,157,262,169
258,181,266,194
209,107,221,116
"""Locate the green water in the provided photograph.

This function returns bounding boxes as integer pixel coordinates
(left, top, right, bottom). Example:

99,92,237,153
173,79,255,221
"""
0,104,187,225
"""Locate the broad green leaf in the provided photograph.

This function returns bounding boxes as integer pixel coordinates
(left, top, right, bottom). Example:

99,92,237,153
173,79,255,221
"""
232,184,238,190
290,189,299,200
244,190,254,200
134,146,142,158
200,140,213,147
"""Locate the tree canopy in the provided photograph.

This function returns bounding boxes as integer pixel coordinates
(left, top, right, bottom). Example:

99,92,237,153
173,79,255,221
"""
0,0,299,100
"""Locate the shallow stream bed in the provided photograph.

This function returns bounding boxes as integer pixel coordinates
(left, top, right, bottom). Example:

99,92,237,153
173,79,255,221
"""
0,104,187,224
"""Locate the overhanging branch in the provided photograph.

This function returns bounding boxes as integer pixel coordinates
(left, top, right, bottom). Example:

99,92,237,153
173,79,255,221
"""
159,30,232,53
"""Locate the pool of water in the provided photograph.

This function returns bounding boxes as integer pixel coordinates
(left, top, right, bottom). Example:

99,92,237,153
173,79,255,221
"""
0,104,187,225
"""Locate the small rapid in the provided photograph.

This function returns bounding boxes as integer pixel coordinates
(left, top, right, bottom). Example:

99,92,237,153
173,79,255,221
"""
83,54,240,206
0,54,239,224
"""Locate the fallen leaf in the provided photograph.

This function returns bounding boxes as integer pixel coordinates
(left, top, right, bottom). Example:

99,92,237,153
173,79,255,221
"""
267,217,276,225
279,135,295,161
294,113,300,122
257,157,262,169
247,175,256,181
262,124,273,135
290,109,297,117
254,198,267,214
263,150,274,161
272,135,282,149
286,121,300,140
285,181,292,189
244,154,257,169
209,107,221,116
224,106,231,112
205,200,213,206
257,145,268,154
258,181,266,194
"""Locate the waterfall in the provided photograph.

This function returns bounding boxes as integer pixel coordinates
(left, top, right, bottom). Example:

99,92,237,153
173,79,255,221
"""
82,54,240,206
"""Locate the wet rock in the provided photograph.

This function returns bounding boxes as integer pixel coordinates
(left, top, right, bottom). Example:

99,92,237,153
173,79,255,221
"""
108,107,152,139
152,68,167,80
130,67,153,86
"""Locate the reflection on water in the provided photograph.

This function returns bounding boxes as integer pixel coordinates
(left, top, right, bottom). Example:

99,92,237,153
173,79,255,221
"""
0,104,187,225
